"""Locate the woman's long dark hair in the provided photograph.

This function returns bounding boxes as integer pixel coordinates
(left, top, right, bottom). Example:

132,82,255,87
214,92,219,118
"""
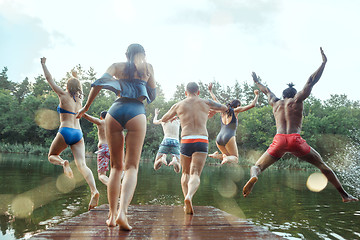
225,99,241,117
125,43,146,79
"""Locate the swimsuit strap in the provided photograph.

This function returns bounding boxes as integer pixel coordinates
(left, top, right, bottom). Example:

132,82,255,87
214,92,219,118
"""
57,105,76,115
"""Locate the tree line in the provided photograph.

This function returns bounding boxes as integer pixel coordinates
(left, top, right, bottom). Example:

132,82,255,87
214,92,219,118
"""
1,66,360,165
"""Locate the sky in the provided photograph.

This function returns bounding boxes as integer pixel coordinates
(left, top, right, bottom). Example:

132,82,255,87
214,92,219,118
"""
1,0,359,101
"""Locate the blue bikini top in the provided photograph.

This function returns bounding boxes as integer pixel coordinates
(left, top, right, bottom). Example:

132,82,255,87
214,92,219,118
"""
91,73,156,103
57,105,76,115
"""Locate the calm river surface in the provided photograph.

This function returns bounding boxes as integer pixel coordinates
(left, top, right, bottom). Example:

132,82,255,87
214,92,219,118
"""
0,153,359,239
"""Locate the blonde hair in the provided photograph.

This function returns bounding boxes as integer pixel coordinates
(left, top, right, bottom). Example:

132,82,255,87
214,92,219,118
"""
67,70,82,99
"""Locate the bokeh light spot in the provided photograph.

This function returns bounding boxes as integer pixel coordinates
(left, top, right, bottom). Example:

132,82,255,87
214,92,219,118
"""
218,179,237,198
11,196,34,218
306,172,328,192
35,109,60,130
56,174,76,193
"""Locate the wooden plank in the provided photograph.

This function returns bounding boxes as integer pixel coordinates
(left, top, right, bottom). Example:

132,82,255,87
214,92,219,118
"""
30,205,283,239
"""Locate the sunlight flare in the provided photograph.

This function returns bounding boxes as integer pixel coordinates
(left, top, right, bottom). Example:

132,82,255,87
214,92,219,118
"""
306,172,328,192
35,109,60,130
11,196,34,218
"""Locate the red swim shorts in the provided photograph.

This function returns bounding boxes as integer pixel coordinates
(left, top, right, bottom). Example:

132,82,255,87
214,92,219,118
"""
267,134,311,158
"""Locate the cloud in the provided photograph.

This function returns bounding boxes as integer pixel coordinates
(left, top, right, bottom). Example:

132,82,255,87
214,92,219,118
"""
0,12,69,82
167,0,282,29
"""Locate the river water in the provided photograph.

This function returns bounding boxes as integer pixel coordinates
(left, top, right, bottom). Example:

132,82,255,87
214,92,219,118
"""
0,153,359,239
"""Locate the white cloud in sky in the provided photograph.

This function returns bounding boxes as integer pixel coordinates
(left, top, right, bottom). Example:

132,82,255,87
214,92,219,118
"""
0,0,359,101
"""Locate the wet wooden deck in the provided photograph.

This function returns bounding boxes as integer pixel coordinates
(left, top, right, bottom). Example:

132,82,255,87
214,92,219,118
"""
30,204,283,239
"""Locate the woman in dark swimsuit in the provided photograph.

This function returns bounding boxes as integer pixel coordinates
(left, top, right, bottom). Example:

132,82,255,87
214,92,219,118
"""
77,44,156,230
41,57,99,210
208,83,259,164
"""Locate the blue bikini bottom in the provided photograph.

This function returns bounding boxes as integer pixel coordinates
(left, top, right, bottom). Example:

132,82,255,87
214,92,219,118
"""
108,98,146,128
58,127,83,145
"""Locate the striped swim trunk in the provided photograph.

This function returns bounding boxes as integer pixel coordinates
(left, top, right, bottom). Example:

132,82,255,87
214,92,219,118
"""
96,144,110,173
180,135,208,157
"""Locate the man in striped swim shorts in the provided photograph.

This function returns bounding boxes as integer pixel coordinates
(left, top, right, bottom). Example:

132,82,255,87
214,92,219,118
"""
160,82,227,214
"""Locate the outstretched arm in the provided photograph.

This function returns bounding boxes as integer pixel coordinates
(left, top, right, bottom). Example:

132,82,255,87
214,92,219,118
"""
208,83,220,103
234,90,259,113
153,108,162,125
205,99,228,112
295,47,327,102
252,72,278,106
76,63,118,119
160,104,178,123
83,113,101,125
40,57,65,96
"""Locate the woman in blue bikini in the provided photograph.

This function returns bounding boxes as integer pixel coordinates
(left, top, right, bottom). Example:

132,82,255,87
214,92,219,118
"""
208,83,259,164
41,57,99,210
77,43,156,230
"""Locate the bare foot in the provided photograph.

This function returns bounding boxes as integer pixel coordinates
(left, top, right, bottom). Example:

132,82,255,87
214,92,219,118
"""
184,197,194,215
243,177,258,197
106,212,117,227
63,160,73,178
169,159,181,173
342,195,359,203
208,151,223,160
88,192,99,210
154,155,167,170
221,154,238,165
116,211,132,231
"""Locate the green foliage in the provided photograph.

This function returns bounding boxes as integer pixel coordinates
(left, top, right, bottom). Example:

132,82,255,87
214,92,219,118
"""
1,66,359,170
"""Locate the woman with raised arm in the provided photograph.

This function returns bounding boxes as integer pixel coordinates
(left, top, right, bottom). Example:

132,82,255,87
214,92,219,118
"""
40,57,99,210
76,43,156,230
208,83,259,164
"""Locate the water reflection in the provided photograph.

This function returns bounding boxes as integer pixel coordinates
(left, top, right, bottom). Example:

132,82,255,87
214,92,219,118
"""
0,153,359,240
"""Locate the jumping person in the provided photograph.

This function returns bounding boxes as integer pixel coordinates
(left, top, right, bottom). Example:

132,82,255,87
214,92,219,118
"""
243,48,358,203
208,83,259,164
153,108,181,173
83,111,110,186
77,43,156,230
160,82,227,214
40,57,99,210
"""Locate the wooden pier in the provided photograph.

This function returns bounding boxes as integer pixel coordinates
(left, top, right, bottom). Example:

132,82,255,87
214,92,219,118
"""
30,204,283,239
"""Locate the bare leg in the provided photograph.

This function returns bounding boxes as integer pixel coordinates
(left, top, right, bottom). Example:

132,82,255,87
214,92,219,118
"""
105,115,125,227
221,137,239,164
299,147,359,203
208,151,223,160
98,171,109,186
169,155,181,173
48,133,73,178
180,154,191,201
243,151,279,197
115,114,146,230
71,139,99,210
184,152,207,214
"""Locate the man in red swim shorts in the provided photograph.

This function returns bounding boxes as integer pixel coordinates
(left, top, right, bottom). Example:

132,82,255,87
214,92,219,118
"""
243,48,358,203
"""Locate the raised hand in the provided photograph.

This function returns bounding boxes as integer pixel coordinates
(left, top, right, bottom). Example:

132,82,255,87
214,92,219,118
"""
252,72,259,83
208,83,213,92
155,108,160,115
254,89,259,95
40,57,46,64
320,47,327,63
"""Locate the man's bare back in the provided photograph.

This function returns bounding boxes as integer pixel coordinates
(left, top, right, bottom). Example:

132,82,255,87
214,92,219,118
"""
162,119,180,139
244,48,358,203
272,98,304,134
174,96,212,137
160,82,228,214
